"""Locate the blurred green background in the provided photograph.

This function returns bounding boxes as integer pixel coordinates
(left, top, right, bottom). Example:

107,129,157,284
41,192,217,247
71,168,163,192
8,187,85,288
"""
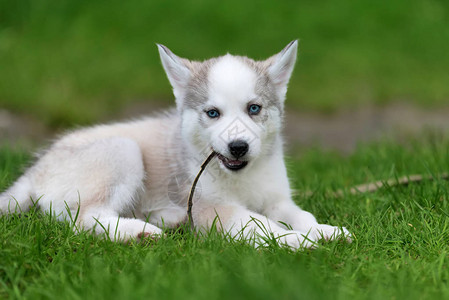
1,0,448,127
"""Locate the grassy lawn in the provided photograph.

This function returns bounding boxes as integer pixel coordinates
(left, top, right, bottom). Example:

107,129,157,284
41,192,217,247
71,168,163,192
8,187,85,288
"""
1,0,449,127
1,1,449,297
1,135,449,299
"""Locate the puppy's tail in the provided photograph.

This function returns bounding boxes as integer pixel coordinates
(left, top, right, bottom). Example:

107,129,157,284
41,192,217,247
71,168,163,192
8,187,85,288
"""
0,174,35,215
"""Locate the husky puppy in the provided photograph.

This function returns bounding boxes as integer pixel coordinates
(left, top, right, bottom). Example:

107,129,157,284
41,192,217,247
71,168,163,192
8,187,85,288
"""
0,41,350,249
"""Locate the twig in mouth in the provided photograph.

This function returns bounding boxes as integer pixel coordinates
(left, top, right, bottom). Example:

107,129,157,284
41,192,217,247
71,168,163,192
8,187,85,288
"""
187,151,217,230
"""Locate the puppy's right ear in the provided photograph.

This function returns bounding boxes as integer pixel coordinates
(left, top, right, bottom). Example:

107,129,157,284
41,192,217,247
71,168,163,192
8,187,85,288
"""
157,44,191,101
266,40,298,102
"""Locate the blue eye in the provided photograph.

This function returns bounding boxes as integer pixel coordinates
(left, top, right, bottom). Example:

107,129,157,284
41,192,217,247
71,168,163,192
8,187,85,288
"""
206,109,220,118
248,104,261,115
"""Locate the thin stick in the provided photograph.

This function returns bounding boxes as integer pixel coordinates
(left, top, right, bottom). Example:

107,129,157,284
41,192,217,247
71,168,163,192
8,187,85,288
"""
302,172,449,198
336,172,449,196
187,151,217,230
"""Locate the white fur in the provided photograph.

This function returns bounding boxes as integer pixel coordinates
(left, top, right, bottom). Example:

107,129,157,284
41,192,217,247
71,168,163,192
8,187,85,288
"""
208,55,258,104
0,41,350,248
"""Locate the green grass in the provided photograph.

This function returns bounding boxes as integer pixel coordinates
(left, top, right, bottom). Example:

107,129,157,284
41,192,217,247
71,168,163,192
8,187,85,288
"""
1,0,449,127
1,135,449,299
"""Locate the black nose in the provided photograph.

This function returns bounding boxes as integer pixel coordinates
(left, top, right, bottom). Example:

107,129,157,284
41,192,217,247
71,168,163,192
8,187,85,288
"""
228,140,249,159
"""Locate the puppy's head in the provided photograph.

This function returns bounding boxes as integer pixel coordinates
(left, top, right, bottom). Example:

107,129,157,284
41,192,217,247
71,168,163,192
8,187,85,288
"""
158,41,297,172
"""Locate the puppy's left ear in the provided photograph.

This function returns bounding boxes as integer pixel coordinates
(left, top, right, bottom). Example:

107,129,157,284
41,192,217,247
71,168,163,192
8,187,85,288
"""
157,44,191,107
267,40,298,100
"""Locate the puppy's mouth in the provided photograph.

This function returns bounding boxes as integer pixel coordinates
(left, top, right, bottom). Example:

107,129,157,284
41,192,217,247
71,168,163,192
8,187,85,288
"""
215,153,248,171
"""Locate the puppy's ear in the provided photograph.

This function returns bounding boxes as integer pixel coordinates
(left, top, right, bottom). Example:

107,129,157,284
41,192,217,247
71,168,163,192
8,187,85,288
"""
157,44,191,104
266,40,298,101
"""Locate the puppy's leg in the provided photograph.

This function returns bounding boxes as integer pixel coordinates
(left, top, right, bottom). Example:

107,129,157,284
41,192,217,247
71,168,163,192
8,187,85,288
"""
80,207,162,241
34,137,162,241
265,199,351,241
0,174,35,214
193,202,316,249
148,206,187,228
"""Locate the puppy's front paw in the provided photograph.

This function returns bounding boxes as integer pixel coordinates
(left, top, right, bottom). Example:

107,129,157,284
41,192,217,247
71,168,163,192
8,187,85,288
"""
311,224,352,242
278,231,317,250
137,231,162,242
